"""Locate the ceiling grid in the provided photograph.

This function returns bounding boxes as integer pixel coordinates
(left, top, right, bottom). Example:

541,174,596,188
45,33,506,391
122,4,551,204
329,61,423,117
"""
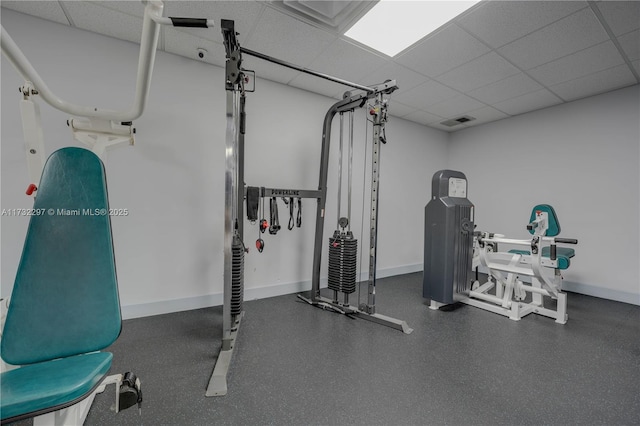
1,0,638,132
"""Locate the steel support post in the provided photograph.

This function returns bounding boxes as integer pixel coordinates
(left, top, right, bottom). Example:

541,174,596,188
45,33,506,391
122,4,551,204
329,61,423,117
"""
206,87,240,397
207,20,244,396
363,93,383,314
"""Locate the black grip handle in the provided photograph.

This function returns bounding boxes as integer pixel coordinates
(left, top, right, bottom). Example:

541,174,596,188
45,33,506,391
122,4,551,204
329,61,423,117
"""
169,17,209,28
555,238,578,244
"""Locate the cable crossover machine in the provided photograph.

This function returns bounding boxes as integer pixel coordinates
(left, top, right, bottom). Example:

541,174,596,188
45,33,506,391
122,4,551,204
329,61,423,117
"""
211,17,413,394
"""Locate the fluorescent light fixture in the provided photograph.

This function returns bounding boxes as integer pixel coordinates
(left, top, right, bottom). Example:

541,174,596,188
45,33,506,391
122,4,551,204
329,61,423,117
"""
345,0,480,57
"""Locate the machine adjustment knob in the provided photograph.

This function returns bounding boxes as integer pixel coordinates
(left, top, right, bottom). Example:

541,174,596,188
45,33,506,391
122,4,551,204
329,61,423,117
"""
25,184,37,195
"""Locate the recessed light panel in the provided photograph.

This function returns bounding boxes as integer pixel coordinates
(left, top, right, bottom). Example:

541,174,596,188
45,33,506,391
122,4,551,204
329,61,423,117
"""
345,0,480,57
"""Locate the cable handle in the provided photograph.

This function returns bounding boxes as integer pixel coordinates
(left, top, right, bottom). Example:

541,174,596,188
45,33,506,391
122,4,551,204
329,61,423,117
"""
287,197,294,230
269,197,280,235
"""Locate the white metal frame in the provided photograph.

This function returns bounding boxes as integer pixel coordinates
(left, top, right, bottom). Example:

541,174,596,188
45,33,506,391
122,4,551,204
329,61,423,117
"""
30,373,141,426
0,0,195,195
462,211,571,324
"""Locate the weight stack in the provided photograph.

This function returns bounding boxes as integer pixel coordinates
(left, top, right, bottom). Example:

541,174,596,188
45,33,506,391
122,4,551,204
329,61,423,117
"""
231,235,244,316
328,230,358,294
423,170,474,305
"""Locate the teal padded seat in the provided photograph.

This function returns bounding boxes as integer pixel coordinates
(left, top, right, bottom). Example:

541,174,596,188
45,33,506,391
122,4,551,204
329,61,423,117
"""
1,352,112,420
1,147,121,424
508,247,575,270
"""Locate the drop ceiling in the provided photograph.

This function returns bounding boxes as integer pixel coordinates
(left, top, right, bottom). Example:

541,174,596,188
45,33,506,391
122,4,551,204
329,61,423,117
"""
1,0,639,132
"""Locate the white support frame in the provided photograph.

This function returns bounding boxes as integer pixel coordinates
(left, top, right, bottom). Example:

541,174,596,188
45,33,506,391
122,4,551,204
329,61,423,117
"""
0,0,193,194
1,1,165,122
31,373,142,426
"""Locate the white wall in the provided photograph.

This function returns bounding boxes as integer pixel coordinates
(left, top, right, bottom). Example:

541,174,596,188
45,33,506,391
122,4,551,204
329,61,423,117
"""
448,85,640,305
1,10,449,318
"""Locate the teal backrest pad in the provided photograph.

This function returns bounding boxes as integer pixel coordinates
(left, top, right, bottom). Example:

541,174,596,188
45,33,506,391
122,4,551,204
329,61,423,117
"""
528,204,561,237
1,147,121,365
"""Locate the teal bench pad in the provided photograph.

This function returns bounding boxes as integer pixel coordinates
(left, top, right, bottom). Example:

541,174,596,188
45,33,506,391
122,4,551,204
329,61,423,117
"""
1,148,121,366
0,352,112,421
508,247,574,270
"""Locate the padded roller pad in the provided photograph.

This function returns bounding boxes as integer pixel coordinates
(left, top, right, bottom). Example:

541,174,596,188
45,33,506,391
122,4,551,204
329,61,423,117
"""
0,352,112,421
541,246,575,259
529,204,560,237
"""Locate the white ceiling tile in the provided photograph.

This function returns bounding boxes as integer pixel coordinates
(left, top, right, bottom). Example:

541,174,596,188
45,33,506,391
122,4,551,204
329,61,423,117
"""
424,94,486,118
550,63,637,101
306,38,387,83
498,8,610,70
63,1,143,44
618,29,640,61
457,1,587,49
1,1,70,25
88,1,146,18
245,7,336,67
595,1,640,36
5,0,636,131
468,73,543,105
493,89,562,115
402,110,445,126
464,106,510,125
392,80,461,110
387,101,416,118
435,52,520,93
359,63,425,94
288,73,344,99
163,1,265,43
395,24,490,77
163,28,227,68
528,41,625,86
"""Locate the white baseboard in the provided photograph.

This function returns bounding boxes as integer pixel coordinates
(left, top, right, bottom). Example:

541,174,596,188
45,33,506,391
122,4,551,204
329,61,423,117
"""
121,263,638,319
120,263,423,320
561,281,640,306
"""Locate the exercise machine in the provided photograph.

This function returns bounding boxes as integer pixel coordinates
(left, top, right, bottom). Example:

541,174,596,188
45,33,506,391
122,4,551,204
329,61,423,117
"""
1,1,216,421
423,170,577,323
216,20,412,339
209,19,412,396
469,204,577,323
295,86,413,334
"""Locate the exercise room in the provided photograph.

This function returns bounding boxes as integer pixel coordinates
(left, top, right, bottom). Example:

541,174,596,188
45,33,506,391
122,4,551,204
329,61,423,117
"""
1,1,638,425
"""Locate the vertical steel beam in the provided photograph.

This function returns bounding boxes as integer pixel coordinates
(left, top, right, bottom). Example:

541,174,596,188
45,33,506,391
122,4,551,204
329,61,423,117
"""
222,89,239,347
365,93,383,314
207,19,244,396
237,94,246,241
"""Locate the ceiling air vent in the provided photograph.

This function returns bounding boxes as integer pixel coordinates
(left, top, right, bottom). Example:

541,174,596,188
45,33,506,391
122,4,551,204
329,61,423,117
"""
440,115,476,127
270,1,376,32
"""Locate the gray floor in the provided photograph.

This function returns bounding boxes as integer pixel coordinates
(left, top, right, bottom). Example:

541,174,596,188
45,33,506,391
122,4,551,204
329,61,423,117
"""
68,273,639,424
